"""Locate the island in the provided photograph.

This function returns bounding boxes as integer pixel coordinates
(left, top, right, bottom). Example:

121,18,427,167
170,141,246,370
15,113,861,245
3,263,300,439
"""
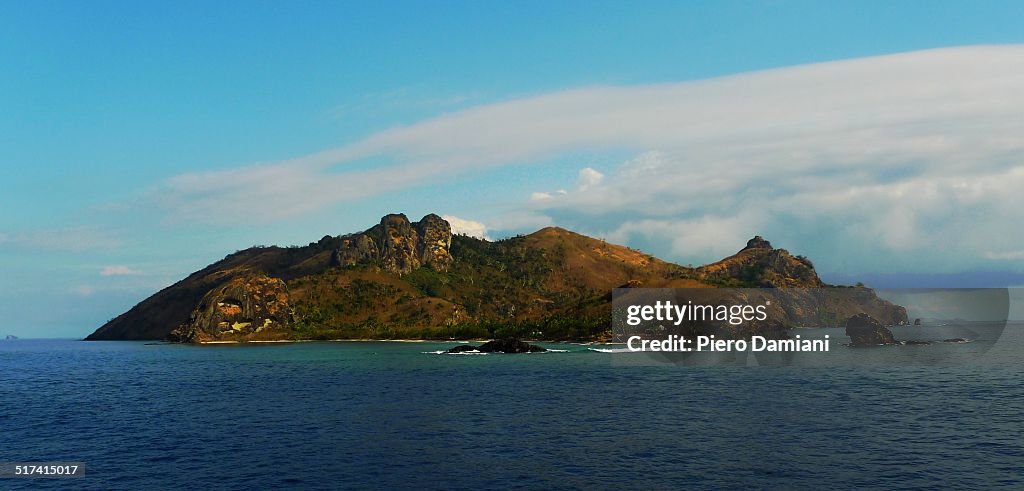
86,213,905,343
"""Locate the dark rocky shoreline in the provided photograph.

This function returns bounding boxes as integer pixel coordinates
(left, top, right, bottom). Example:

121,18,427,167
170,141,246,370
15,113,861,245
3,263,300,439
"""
846,313,970,347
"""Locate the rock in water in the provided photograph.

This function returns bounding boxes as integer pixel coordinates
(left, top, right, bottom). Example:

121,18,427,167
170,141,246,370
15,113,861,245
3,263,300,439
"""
845,313,898,346
168,273,295,343
478,338,547,353
445,338,547,353
914,318,922,325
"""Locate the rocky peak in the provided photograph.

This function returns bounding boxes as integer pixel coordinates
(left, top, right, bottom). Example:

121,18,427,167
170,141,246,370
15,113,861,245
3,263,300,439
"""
377,213,421,274
415,213,453,272
743,236,773,251
380,213,413,229
698,236,822,287
331,213,453,274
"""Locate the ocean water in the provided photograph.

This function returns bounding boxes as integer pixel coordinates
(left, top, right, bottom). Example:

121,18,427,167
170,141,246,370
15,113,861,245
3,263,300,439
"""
2,327,1023,490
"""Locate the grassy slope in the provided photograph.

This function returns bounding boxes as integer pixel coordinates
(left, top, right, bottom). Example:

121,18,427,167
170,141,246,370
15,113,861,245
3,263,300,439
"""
283,228,711,341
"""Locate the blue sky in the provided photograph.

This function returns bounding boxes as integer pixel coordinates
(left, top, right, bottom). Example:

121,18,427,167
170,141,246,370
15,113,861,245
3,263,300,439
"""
3,1,1024,337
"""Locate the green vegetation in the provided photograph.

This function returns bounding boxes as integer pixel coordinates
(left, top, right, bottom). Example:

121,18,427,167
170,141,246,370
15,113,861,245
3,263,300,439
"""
278,232,619,341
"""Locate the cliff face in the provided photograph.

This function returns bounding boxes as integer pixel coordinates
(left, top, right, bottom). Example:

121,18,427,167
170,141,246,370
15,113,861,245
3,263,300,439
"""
695,236,905,328
331,213,452,274
415,213,454,272
167,274,295,343
86,214,905,342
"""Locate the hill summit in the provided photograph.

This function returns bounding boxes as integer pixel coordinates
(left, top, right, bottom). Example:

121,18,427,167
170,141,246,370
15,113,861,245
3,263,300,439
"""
86,213,904,342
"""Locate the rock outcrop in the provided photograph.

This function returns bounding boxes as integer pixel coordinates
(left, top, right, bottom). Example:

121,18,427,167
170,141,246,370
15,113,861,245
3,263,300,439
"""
331,234,379,268
415,213,454,271
845,313,898,346
743,235,773,251
331,213,453,274
698,236,821,288
377,213,422,273
168,274,295,343
446,338,547,353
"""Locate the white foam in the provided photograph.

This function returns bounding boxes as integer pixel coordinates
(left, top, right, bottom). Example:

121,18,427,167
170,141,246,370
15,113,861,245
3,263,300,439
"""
422,349,487,355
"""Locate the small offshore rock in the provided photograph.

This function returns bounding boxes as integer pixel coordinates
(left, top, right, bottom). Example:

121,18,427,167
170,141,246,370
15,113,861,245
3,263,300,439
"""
845,313,898,346
446,338,547,353
478,338,547,353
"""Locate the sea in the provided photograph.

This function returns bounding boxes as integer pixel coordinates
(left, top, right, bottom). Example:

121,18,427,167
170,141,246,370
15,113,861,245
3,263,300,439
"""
2,325,1023,490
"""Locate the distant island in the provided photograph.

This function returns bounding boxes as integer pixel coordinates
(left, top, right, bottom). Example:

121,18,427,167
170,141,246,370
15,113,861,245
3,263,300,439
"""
3,335,16,341
86,213,905,343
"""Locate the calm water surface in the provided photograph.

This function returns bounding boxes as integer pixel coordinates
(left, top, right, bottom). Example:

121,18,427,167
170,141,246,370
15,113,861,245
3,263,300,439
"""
2,328,1023,490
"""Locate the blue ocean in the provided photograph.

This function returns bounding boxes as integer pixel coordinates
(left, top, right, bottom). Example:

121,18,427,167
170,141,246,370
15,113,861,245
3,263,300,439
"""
2,326,1023,490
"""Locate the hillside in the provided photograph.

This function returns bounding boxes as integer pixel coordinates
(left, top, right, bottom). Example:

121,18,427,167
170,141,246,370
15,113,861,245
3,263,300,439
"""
86,214,904,342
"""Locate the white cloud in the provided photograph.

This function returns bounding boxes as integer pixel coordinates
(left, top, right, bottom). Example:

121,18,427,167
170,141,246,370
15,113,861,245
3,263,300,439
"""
605,212,768,263
619,151,669,178
576,167,604,190
100,265,141,277
986,250,1024,261
327,88,483,120
530,189,567,201
149,45,1024,273
442,215,490,240
529,154,1024,270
